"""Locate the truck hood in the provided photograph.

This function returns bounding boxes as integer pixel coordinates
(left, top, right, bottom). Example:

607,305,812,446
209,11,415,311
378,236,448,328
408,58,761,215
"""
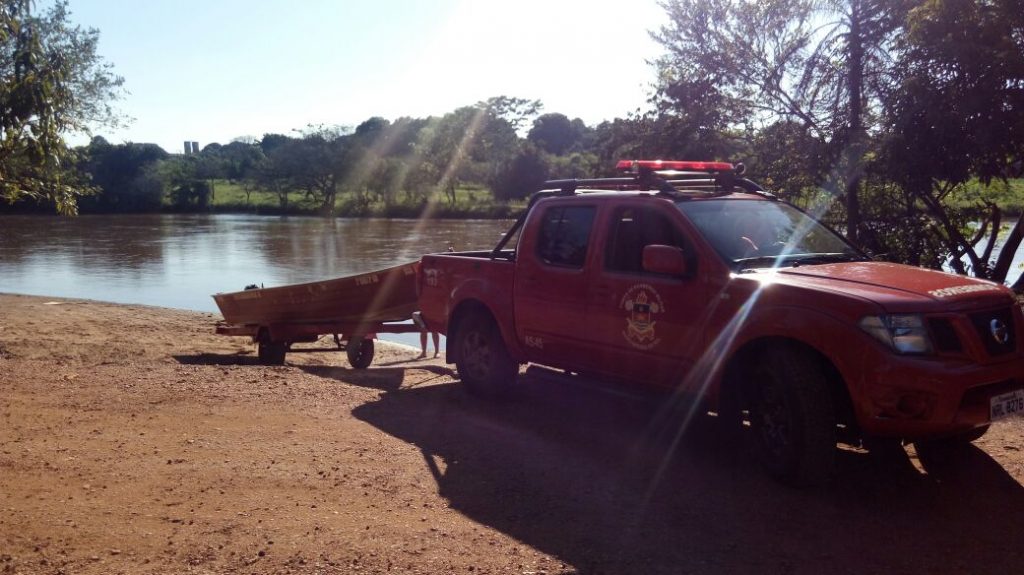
756,261,1013,312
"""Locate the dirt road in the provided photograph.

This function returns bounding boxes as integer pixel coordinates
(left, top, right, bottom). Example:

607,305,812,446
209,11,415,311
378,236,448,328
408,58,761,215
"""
1,293,1021,574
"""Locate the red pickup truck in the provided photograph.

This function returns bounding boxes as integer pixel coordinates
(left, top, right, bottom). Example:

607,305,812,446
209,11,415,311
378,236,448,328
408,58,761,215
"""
418,160,1024,485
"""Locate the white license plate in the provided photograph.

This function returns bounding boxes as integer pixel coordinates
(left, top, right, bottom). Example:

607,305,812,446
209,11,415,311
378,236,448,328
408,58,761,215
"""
990,389,1024,421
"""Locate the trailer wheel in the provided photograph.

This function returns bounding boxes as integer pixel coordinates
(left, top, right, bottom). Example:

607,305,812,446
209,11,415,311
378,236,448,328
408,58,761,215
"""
455,312,516,397
745,348,836,486
346,337,374,369
258,342,287,365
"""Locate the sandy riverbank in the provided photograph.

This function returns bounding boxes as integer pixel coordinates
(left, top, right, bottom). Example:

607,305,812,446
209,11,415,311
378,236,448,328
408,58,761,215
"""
1,293,1022,574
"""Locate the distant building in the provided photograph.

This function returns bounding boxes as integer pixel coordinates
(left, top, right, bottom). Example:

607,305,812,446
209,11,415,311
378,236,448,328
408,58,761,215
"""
183,141,201,155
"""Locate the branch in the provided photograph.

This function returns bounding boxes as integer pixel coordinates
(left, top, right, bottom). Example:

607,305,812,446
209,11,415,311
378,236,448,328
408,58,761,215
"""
991,212,1024,284
918,183,986,276
979,204,1000,265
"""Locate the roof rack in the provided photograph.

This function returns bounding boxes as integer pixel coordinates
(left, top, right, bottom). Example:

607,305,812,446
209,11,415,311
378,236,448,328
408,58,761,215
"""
537,159,771,198
489,160,773,258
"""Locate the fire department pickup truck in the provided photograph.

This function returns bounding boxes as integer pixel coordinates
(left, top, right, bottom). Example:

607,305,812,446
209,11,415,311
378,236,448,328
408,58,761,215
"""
418,160,1024,485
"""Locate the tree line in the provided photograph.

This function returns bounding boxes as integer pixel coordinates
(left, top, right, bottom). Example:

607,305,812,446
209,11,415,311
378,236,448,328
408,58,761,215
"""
2,0,1023,289
40,98,614,217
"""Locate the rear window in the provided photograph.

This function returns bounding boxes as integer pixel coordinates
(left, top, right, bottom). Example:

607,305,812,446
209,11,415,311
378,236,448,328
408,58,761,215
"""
535,205,596,268
605,206,690,275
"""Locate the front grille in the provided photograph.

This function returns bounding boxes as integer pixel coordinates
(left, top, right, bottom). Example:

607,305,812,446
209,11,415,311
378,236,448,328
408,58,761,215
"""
968,307,1017,357
928,318,963,353
960,379,1021,410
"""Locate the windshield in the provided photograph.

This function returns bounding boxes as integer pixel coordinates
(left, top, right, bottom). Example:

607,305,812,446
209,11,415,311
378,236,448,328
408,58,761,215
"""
675,199,863,270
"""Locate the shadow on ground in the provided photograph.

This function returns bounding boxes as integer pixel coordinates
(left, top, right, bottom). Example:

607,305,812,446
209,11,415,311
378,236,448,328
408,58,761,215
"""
173,352,261,366
298,364,455,392
352,367,1024,575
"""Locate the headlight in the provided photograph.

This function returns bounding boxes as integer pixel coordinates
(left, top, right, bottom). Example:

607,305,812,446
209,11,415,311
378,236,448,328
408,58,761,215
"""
859,314,933,354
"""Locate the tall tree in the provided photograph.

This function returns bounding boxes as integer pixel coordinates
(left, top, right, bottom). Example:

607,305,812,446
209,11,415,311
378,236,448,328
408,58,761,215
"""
418,103,520,205
78,138,168,212
881,0,1024,286
652,0,910,242
1,0,124,214
528,113,583,155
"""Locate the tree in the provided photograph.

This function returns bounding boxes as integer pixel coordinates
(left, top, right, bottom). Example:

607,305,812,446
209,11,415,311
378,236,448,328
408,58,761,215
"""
492,144,551,201
78,138,169,212
476,96,542,132
880,0,1024,287
160,156,210,209
254,127,353,214
652,0,911,242
528,113,578,155
418,103,520,206
1,0,124,214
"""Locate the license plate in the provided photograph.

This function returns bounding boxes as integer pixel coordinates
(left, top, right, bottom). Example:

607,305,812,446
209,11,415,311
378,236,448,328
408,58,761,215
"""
990,389,1024,421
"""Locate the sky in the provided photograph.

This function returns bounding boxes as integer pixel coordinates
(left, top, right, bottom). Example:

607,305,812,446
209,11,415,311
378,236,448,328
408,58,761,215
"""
62,0,667,154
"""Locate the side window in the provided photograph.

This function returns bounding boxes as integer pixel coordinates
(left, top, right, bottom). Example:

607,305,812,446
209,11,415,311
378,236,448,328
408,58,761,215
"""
605,206,689,274
536,205,596,268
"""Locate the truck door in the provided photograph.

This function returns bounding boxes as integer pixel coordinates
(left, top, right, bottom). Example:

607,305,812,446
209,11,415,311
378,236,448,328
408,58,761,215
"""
514,202,600,367
585,203,711,386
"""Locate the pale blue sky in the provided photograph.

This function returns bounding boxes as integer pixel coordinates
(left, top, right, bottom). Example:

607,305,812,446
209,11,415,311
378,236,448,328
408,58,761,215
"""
63,0,666,153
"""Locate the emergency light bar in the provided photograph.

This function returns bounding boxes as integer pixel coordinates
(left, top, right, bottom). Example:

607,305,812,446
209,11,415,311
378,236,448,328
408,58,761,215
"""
615,160,735,173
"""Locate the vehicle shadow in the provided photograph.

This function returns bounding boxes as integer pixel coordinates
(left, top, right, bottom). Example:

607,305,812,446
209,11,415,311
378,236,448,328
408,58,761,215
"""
173,352,261,366
352,369,1024,575
173,352,455,392
297,364,456,393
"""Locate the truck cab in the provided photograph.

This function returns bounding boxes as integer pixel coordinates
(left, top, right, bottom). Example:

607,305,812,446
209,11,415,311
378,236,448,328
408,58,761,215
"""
419,160,1024,484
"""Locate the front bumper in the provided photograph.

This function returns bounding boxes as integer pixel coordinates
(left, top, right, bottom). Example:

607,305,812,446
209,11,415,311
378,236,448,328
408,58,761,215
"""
854,351,1024,439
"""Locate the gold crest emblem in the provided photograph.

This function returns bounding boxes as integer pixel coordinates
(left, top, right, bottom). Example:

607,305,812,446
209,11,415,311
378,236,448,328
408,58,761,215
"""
621,284,665,349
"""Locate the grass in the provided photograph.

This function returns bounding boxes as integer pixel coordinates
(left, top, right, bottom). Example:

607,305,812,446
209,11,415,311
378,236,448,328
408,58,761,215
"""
945,179,1024,215
196,180,524,219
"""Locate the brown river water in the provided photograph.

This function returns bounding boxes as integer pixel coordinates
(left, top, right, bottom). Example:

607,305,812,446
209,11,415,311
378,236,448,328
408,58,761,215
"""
0,214,512,347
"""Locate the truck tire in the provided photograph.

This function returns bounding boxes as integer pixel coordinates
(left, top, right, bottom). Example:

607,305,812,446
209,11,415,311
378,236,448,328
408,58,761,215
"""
746,349,836,486
346,337,374,369
455,312,517,397
258,341,287,365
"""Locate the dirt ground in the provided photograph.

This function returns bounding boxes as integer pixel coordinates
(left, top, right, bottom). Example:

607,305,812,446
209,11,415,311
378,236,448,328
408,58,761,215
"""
1,293,1022,575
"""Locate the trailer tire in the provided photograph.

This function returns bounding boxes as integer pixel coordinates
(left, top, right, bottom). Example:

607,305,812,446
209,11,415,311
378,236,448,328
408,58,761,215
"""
258,342,287,366
455,312,516,397
745,348,836,486
346,337,374,369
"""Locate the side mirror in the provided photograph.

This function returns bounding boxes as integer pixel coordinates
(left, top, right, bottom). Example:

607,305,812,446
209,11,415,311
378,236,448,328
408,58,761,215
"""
642,244,687,276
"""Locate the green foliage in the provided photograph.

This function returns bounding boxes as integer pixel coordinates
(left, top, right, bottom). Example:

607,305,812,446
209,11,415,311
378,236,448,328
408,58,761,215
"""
78,137,168,212
0,0,123,214
653,0,912,241
527,113,576,155
651,0,1024,287
947,180,1024,215
883,0,1024,189
493,144,551,201
873,0,1024,281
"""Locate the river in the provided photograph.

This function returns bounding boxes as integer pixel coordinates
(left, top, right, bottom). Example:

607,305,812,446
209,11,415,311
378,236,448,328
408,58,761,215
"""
0,214,513,348
2,213,1021,337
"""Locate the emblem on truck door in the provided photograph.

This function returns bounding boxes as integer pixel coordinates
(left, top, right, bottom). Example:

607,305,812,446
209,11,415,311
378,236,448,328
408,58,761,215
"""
621,284,665,350
990,319,1010,344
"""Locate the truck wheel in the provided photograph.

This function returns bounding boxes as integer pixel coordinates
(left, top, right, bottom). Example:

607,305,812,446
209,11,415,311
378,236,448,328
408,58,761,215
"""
346,337,374,369
258,342,287,365
746,349,836,486
455,312,517,397
912,425,989,475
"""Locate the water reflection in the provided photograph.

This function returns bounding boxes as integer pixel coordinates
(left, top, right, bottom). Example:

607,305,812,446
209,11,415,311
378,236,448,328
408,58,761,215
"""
0,214,512,314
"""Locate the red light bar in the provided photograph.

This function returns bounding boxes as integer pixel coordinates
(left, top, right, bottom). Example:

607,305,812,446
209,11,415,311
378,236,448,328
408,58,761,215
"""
615,160,734,172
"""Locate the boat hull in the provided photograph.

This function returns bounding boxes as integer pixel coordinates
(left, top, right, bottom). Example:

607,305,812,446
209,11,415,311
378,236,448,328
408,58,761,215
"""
213,261,420,327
